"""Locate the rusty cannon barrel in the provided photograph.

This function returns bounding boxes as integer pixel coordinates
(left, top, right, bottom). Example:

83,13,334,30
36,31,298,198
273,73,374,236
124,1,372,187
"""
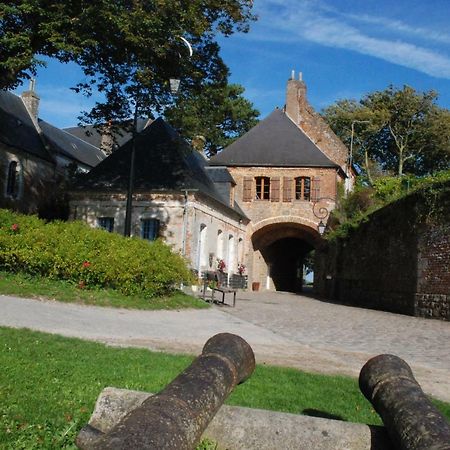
76,332,255,450
359,354,450,450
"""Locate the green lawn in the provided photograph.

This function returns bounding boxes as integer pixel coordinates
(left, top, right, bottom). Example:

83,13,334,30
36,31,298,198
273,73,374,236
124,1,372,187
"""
0,271,208,310
1,327,449,449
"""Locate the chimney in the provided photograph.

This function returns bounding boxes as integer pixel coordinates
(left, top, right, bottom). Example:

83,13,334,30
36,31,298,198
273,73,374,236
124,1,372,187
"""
285,71,307,125
21,78,40,120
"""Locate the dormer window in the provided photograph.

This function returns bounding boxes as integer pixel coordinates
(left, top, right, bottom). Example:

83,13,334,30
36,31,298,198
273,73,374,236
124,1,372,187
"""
255,176,270,200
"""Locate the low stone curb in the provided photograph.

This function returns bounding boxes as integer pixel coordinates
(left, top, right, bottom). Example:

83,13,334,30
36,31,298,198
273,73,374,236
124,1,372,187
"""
81,387,393,449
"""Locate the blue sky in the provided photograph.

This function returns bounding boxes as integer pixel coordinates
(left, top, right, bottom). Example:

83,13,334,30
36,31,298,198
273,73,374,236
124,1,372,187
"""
16,0,450,128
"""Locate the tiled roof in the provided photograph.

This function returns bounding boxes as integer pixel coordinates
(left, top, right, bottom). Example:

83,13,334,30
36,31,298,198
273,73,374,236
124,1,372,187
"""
210,109,338,168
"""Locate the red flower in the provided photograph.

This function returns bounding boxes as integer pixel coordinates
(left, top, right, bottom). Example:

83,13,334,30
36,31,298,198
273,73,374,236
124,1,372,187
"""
82,261,91,268
11,223,19,232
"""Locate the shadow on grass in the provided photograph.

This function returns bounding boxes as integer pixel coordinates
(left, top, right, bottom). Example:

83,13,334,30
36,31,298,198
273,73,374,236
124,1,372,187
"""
302,408,345,421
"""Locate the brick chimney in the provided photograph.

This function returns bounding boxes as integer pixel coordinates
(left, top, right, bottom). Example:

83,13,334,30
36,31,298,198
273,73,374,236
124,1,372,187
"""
284,71,350,170
285,70,306,125
21,78,40,120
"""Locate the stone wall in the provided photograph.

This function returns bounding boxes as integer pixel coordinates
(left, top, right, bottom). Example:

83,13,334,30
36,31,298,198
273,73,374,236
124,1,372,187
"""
0,144,57,214
315,181,450,320
70,191,246,276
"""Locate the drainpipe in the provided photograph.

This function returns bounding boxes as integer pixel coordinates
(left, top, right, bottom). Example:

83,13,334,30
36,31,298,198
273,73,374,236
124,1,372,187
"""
181,189,198,257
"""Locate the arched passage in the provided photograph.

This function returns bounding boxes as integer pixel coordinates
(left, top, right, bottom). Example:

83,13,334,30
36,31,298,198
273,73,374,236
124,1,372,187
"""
251,222,321,292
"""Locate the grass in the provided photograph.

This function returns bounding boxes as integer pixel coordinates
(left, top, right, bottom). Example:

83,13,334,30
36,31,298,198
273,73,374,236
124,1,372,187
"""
0,271,208,310
1,327,449,449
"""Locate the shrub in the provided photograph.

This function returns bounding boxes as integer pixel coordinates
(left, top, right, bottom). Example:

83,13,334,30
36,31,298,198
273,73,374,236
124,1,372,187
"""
0,210,194,297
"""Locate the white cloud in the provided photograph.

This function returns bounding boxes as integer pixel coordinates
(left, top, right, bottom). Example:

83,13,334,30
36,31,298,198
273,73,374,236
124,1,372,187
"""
252,0,450,79
341,13,450,45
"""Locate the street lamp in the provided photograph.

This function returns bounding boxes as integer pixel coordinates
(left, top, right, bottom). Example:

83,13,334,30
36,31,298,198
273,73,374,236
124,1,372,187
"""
318,220,326,235
123,38,192,237
349,120,370,169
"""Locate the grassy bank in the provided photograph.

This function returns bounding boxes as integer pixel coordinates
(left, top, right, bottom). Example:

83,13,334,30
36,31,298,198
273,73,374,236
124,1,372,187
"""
0,271,208,310
1,327,449,449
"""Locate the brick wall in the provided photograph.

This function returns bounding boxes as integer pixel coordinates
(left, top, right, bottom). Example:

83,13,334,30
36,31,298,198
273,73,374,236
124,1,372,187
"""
228,166,337,227
315,181,450,320
285,76,349,170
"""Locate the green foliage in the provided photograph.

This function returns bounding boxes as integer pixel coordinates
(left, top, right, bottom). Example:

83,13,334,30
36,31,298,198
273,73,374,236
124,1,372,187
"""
322,85,450,179
165,82,260,156
327,171,450,240
0,210,194,297
1,1,255,126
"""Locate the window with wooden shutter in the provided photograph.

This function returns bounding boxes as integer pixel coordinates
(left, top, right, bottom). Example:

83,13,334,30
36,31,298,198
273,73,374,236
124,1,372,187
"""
311,177,321,201
271,177,280,202
255,176,270,200
282,177,293,202
243,177,252,202
295,177,311,201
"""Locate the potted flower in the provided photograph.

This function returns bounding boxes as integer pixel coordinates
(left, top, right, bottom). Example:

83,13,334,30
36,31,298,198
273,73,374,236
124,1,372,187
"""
217,259,226,272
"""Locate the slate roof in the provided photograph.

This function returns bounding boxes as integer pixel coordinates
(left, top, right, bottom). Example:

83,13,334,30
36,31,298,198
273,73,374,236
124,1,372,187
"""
205,166,236,184
209,109,338,168
64,119,150,151
73,118,247,219
0,90,53,162
0,90,105,168
39,120,105,168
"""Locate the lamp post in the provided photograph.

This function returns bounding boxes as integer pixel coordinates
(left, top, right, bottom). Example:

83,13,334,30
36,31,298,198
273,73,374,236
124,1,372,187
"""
349,120,370,169
123,38,192,237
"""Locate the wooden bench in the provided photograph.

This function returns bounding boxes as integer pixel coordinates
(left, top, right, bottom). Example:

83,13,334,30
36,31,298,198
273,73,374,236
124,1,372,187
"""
202,271,236,307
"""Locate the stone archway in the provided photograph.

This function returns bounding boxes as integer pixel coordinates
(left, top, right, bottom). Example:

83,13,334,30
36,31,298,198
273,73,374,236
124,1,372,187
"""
251,221,321,292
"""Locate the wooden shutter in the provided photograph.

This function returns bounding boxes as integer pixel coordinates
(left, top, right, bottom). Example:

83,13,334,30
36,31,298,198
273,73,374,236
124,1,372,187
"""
282,177,292,202
271,177,280,202
311,177,321,201
243,177,252,202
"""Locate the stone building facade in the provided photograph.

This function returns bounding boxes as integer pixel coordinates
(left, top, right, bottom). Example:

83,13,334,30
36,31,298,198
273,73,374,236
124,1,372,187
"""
0,87,105,215
70,119,248,279
70,74,351,292
209,74,351,291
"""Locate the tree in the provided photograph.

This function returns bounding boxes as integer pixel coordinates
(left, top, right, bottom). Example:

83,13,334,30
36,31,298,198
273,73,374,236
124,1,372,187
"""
0,1,255,123
323,85,450,180
164,82,259,156
322,99,383,184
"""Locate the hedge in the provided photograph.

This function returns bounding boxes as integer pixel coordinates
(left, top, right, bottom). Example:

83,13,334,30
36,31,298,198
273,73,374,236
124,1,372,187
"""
0,209,194,297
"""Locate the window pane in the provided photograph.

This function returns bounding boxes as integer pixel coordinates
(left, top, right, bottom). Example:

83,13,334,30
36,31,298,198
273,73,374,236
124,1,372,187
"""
142,219,159,241
255,177,262,199
295,178,302,200
303,177,311,200
98,217,114,232
263,177,270,200
6,161,17,196
295,177,311,201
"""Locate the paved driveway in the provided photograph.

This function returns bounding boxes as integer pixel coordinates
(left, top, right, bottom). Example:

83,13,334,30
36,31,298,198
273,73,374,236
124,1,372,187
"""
1,291,449,401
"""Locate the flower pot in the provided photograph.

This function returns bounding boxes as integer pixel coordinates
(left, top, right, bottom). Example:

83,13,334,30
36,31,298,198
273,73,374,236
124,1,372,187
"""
252,282,260,292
